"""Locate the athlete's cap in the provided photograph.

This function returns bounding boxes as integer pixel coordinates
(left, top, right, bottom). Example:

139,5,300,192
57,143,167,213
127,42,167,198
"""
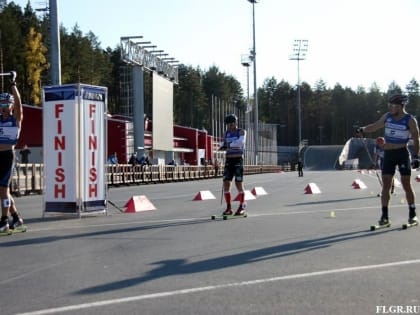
388,94,408,106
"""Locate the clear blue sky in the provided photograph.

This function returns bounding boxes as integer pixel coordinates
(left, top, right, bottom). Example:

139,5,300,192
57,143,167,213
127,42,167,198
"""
12,0,420,92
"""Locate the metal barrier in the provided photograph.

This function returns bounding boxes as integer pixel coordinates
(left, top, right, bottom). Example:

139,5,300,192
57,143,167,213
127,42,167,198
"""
11,164,44,196
10,163,288,196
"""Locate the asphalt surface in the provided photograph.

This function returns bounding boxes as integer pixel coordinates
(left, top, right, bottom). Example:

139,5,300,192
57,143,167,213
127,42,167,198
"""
2,170,420,315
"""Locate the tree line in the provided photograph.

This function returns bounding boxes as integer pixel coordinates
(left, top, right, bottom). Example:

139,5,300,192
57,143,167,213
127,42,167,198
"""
1,1,419,146
258,78,419,145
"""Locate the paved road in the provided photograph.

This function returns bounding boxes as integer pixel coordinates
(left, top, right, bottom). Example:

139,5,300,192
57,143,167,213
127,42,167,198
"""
2,170,420,315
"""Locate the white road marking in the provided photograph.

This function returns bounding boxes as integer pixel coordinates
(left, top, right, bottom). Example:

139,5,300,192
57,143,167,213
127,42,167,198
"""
16,258,420,315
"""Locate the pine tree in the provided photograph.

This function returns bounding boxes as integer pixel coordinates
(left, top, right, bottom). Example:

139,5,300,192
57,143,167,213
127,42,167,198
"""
0,0,6,11
25,27,48,105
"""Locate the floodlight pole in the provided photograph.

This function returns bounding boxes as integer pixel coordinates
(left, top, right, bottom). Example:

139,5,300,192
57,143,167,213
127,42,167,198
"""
248,0,259,165
241,54,252,165
49,0,61,85
289,39,308,146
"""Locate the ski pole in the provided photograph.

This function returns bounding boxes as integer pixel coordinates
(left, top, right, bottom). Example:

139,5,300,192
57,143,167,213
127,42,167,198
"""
362,139,375,165
0,72,14,77
362,139,383,187
107,200,125,213
220,181,224,206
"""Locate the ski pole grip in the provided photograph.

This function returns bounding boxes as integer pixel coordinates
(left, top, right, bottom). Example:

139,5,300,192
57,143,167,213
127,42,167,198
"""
9,71,16,83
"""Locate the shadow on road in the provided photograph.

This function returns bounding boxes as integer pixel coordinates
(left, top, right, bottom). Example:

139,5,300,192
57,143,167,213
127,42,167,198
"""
74,228,395,295
290,195,377,206
0,218,210,247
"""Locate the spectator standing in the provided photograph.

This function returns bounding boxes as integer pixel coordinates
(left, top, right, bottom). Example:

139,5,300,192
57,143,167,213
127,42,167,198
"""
19,144,31,175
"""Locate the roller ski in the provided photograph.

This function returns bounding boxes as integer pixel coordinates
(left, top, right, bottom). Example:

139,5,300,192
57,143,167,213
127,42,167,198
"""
211,213,248,220
222,212,247,220
211,207,233,220
402,216,418,230
0,216,27,236
211,206,247,220
0,218,11,236
8,225,27,235
370,217,391,231
0,226,28,236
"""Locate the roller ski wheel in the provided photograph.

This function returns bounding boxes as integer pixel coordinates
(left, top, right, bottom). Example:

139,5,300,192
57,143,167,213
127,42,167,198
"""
0,229,12,236
370,221,391,231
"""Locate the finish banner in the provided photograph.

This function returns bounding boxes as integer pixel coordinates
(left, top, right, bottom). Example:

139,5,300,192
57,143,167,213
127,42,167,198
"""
42,84,107,215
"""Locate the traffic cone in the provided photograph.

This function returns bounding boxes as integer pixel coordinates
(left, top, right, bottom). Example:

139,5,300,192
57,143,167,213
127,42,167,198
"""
124,195,156,213
304,183,321,194
251,186,268,196
352,179,367,189
393,178,401,187
193,190,216,201
234,190,256,201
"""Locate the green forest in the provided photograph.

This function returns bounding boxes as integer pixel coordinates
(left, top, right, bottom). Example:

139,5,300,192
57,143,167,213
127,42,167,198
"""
1,1,419,146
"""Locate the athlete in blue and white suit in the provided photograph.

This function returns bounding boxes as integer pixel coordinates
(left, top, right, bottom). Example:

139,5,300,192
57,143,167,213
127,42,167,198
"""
219,114,247,216
357,94,420,226
0,72,24,232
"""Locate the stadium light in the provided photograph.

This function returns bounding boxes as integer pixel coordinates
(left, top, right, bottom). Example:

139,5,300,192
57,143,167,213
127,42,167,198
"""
120,36,178,83
121,36,143,40
289,39,308,146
